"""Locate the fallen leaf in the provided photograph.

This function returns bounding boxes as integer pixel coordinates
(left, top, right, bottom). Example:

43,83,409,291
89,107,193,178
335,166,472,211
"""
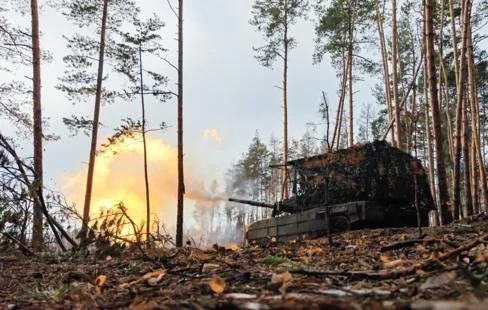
209,276,226,294
146,271,166,286
94,275,106,294
119,269,166,288
271,271,293,284
226,244,240,251
271,271,293,295
202,263,220,273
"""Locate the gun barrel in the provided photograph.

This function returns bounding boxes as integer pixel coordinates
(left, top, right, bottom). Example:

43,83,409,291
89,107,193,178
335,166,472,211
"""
228,198,276,209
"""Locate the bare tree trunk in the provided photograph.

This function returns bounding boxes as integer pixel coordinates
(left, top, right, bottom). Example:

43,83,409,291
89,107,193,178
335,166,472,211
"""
139,44,151,241
452,0,470,220
331,50,348,150
425,0,453,224
80,0,109,245
424,64,437,206
176,0,185,247
471,138,479,213
448,0,460,88
347,8,354,147
282,7,289,199
466,22,488,212
375,1,394,145
462,95,473,216
347,42,353,147
392,0,401,149
30,0,43,251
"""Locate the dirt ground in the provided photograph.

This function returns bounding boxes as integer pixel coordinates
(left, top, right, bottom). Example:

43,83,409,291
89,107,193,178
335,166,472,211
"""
2,216,488,309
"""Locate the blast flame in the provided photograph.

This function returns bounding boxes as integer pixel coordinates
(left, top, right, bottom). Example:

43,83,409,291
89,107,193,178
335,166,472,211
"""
63,134,222,235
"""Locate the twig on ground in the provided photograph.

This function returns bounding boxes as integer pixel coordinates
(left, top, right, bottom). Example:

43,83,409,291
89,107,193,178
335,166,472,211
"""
380,238,439,252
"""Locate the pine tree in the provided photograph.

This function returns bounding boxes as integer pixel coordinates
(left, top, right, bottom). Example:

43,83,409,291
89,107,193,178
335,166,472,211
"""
250,0,309,199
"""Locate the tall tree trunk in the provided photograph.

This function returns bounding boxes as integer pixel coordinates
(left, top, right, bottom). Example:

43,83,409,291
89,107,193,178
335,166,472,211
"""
283,9,289,199
80,0,109,244
347,42,353,147
392,0,401,149
462,96,473,216
424,63,437,203
466,22,488,211
31,0,43,251
453,0,470,220
448,0,460,88
347,9,354,147
425,0,453,224
331,49,348,150
176,0,185,247
471,137,479,213
139,44,151,241
375,1,394,145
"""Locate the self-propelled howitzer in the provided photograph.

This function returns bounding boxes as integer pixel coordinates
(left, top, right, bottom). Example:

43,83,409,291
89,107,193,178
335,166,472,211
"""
229,141,436,243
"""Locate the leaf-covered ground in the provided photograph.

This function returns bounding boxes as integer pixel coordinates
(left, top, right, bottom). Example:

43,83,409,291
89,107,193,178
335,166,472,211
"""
2,216,488,309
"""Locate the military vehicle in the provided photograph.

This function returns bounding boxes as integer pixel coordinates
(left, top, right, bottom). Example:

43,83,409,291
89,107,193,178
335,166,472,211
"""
229,141,436,242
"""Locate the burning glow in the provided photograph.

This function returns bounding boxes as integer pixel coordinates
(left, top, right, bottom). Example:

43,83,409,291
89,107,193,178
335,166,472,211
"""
202,128,223,144
63,133,222,235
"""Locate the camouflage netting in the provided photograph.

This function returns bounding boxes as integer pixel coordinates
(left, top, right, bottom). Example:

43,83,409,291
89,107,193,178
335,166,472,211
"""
287,141,435,225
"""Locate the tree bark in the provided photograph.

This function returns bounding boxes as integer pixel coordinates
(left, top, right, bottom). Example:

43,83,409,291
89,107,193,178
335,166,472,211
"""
392,0,401,149
30,0,43,252
282,2,289,199
452,0,470,220
139,44,151,241
425,0,453,224
462,95,473,216
466,21,488,212
347,8,354,147
331,49,348,150
375,1,394,145
80,0,109,245
176,0,185,247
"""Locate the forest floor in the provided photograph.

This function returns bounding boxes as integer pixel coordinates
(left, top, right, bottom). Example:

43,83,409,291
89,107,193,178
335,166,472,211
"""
2,216,488,309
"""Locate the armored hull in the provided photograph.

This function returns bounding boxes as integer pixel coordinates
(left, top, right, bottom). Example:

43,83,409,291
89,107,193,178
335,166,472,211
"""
231,141,436,242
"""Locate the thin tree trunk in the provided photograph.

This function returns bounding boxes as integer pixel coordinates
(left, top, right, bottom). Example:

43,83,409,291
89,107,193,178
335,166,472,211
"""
375,1,394,145
392,0,401,149
347,42,353,147
471,138,479,213
453,0,470,220
425,0,453,224
462,95,473,216
80,0,109,245
448,0,460,88
347,7,354,147
424,64,437,206
466,22,488,212
331,50,348,150
139,44,151,241
441,0,455,171
282,6,289,199
176,0,185,247
30,0,43,252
